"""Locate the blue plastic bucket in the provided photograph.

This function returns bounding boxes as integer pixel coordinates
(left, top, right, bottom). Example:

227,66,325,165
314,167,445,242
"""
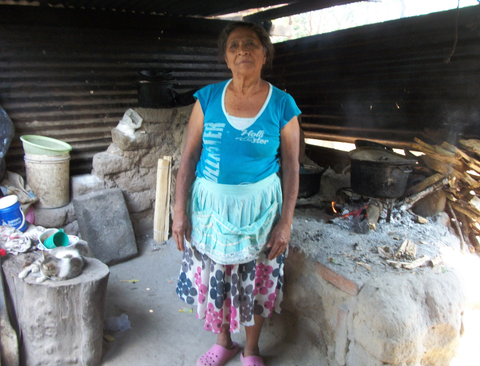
0,195,27,232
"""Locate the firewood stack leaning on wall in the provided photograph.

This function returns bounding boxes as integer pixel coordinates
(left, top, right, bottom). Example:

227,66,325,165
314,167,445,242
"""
396,137,480,254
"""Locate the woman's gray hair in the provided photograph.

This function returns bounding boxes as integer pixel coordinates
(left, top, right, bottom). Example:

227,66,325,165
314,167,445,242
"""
218,21,275,69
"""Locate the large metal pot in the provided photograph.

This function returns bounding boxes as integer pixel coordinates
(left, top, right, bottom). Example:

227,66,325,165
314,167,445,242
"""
137,70,176,108
298,165,328,198
349,147,416,198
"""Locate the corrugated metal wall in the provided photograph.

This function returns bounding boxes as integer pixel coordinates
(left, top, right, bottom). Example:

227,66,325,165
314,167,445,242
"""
2,5,480,177
268,5,480,148
0,6,230,176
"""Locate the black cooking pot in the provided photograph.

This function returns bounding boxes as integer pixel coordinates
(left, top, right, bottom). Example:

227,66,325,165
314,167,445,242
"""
349,147,417,198
298,165,328,198
137,70,177,108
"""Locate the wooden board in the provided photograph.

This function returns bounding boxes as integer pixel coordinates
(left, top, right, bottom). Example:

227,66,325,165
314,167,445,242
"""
154,156,172,243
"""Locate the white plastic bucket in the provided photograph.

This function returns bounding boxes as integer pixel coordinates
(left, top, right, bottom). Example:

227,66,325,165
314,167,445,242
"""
24,153,70,208
0,195,26,232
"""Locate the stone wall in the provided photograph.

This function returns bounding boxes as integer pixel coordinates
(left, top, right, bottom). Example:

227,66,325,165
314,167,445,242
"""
91,105,193,235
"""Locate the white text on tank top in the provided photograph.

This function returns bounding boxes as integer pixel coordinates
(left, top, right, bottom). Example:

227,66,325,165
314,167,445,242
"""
203,122,225,182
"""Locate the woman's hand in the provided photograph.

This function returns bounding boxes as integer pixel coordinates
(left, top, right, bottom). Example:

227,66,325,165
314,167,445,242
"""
172,211,192,252
266,220,291,260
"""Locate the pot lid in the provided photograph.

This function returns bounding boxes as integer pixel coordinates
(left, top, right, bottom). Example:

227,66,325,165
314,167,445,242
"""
349,147,417,165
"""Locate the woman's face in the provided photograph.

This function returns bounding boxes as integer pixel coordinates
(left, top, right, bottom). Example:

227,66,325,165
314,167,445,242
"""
224,27,266,78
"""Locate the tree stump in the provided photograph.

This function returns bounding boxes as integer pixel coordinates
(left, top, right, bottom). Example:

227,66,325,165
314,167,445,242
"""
2,254,109,366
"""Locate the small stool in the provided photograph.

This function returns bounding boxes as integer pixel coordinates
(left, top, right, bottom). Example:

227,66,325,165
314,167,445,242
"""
2,255,109,366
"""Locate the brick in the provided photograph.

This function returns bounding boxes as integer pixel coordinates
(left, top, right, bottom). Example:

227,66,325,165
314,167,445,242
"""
315,262,361,296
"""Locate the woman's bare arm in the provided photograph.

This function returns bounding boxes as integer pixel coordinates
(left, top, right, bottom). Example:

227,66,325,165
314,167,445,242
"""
172,100,204,251
266,116,300,260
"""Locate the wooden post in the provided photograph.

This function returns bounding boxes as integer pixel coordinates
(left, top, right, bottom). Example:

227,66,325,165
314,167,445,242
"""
154,156,172,243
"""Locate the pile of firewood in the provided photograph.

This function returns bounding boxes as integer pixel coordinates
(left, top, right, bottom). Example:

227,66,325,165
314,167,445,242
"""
398,137,480,253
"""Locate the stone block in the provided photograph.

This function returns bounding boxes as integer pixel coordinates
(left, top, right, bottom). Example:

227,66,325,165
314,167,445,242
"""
123,190,155,213
114,168,155,193
112,128,151,151
34,202,75,229
62,220,79,236
315,262,361,296
71,174,105,199
73,188,137,265
92,152,133,177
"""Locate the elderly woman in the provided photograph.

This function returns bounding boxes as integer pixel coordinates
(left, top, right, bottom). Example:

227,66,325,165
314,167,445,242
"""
173,21,300,366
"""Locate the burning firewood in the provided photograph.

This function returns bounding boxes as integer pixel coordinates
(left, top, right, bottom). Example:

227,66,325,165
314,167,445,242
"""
366,199,382,230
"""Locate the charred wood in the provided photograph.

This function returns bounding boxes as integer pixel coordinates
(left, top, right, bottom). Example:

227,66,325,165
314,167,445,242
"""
366,199,382,230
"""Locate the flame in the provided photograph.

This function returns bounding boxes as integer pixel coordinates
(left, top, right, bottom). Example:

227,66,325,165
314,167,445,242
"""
332,202,337,214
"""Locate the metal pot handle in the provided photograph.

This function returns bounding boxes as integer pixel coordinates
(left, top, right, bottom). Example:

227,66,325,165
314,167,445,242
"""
396,166,412,173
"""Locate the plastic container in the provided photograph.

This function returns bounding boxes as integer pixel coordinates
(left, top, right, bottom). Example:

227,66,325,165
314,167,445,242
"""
20,135,72,156
0,195,27,232
24,153,70,208
44,228,69,249
38,229,79,251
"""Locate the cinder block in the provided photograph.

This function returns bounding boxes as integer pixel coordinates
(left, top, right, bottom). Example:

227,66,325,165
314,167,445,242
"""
73,188,137,265
315,262,361,296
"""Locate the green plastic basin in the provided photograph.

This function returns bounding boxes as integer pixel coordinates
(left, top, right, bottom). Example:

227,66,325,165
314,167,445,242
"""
20,135,72,156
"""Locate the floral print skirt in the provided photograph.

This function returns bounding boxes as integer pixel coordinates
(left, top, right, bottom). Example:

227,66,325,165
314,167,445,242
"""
176,240,285,334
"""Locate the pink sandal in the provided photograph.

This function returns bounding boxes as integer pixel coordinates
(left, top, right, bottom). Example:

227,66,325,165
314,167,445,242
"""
240,352,265,366
196,342,240,366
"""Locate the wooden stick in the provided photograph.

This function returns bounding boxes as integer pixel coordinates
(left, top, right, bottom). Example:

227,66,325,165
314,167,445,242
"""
154,157,172,243
447,201,466,252
163,156,172,243
396,177,449,211
442,141,480,171
449,201,480,223
420,155,453,175
387,255,430,270
413,138,436,153
404,173,445,196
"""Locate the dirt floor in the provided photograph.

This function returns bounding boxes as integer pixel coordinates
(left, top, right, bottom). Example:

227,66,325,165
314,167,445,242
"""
100,232,327,366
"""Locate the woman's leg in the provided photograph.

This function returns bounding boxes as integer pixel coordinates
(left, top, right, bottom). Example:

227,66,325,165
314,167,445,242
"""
216,323,234,349
243,315,264,357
